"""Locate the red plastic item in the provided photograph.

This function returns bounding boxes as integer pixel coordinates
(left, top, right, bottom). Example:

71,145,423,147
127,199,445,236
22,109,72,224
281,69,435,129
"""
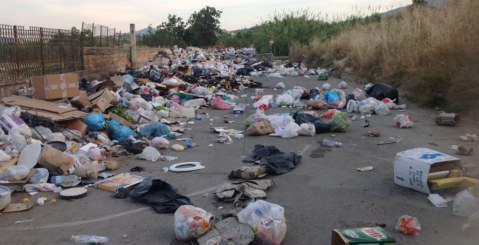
395,215,421,235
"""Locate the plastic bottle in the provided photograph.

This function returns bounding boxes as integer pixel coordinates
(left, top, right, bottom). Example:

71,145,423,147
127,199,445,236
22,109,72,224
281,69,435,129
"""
71,235,109,244
51,175,81,187
322,139,343,147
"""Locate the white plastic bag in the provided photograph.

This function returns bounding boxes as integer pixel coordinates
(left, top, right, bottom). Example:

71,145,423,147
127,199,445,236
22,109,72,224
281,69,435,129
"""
174,205,213,241
276,94,294,106
375,102,390,116
453,188,479,217
358,97,380,114
394,114,414,128
0,165,30,181
266,114,295,130
274,122,300,139
137,146,161,162
238,200,287,245
298,123,316,136
149,137,170,149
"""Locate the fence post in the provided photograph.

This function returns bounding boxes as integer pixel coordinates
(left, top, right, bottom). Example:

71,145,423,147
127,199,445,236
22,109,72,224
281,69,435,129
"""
81,22,84,70
130,24,137,69
58,29,64,72
91,23,95,47
13,25,20,77
40,27,45,74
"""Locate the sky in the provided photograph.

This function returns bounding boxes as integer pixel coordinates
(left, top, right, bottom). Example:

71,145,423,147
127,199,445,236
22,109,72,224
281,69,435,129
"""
1,0,411,32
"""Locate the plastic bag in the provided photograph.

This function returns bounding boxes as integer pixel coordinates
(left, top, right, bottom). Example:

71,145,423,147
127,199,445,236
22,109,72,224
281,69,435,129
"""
174,205,213,241
106,119,137,142
453,187,479,217
139,122,170,138
162,78,179,86
298,123,316,136
246,119,274,136
321,109,341,119
329,112,351,133
81,113,106,131
274,122,300,139
323,91,340,104
463,209,479,234
352,88,367,101
0,165,30,181
275,82,285,89
346,100,359,113
293,112,330,134
137,146,161,162
149,137,170,149
366,83,399,103
358,97,380,114
394,114,414,128
245,110,267,128
211,96,233,110
395,215,421,235
238,200,287,245
276,94,294,106
375,102,390,116
266,114,295,130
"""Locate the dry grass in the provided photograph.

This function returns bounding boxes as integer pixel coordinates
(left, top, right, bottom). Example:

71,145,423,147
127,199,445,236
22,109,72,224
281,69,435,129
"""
295,0,479,115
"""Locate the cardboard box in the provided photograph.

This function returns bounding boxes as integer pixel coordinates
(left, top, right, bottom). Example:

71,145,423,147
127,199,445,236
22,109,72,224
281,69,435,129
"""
39,145,76,175
70,91,92,108
64,118,88,136
32,72,79,99
92,89,114,112
393,148,460,194
331,227,396,245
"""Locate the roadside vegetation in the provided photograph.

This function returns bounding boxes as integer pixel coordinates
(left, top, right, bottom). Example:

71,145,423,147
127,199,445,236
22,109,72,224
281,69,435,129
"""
294,0,478,114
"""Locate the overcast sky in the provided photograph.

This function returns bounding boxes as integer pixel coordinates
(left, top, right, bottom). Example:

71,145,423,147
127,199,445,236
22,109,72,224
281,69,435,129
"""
1,0,410,32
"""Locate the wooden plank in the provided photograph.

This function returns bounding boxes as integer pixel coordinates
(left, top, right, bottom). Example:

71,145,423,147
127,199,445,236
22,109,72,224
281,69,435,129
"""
2,95,77,114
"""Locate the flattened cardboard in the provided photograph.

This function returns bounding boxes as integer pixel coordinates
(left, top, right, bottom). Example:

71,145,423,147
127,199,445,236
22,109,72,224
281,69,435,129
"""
393,148,460,194
110,76,124,87
95,173,144,192
108,112,132,127
331,227,396,245
32,72,79,99
2,96,77,114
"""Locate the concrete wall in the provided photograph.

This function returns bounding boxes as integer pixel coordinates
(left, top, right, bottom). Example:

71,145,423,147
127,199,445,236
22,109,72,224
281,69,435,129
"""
81,47,158,80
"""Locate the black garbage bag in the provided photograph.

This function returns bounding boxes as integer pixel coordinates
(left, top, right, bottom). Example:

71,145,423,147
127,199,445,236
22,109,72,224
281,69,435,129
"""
236,67,254,76
365,83,399,103
293,112,330,134
128,177,192,213
243,145,301,175
309,88,321,100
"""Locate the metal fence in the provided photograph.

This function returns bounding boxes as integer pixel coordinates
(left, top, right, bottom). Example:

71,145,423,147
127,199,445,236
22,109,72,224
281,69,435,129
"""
81,22,121,48
0,23,123,82
0,24,83,81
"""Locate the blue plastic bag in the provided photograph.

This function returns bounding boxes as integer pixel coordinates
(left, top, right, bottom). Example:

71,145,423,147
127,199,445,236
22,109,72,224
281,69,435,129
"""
324,91,340,104
106,119,137,142
139,122,174,139
81,113,106,131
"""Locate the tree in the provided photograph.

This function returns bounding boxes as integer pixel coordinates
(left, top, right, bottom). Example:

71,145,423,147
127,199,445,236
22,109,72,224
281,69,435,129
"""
161,14,187,46
187,6,222,47
412,0,427,6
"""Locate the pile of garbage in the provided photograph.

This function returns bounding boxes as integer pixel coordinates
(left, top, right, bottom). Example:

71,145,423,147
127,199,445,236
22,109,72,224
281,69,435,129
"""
0,44,476,244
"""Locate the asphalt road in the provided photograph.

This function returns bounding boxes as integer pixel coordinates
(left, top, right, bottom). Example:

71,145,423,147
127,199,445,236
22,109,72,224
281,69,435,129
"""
1,76,478,245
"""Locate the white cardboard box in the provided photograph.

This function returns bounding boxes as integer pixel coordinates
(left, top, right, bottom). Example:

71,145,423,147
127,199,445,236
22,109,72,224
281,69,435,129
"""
393,148,460,194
